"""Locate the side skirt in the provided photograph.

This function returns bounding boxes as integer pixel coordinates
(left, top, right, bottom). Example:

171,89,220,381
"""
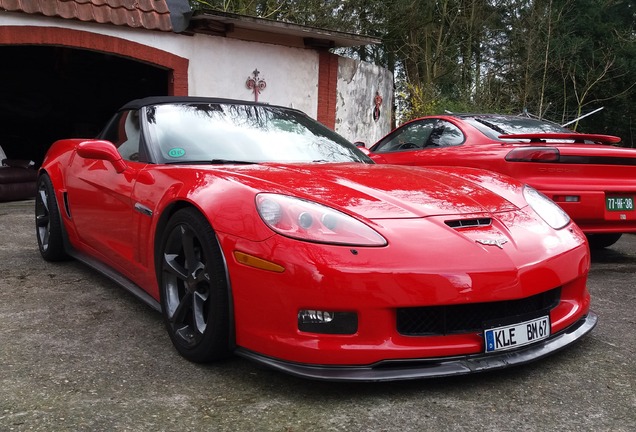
68,249,162,312
55,191,161,312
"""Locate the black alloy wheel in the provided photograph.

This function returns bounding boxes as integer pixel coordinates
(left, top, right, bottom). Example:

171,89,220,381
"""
159,208,230,363
35,174,68,261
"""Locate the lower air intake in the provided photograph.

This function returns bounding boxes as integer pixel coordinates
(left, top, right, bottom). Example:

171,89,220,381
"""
396,288,561,336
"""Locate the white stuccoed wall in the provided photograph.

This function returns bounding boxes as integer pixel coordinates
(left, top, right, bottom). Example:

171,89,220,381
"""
188,35,319,118
336,57,393,145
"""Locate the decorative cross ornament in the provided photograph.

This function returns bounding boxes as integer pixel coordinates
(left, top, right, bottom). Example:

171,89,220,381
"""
373,91,383,122
246,69,267,102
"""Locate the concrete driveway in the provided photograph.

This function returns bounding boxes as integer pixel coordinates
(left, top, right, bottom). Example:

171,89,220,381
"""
1,199,634,431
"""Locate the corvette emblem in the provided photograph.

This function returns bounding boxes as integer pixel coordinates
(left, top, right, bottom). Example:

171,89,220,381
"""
475,239,508,249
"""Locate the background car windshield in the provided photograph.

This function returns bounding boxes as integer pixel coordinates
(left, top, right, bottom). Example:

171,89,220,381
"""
145,103,372,164
465,116,571,140
373,119,464,152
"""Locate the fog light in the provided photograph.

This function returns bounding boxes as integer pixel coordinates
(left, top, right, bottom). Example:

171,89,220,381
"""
299,309,334,323
298,310,358,334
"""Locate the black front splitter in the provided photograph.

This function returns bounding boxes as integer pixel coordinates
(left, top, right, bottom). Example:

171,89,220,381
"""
235,312,597,382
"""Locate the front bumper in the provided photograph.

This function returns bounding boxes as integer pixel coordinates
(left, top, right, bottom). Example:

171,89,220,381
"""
235,312,597,382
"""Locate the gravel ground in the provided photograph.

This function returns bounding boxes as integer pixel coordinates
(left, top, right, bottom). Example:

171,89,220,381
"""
1,199,634,432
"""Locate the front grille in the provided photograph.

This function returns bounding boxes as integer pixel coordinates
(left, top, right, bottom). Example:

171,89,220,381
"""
397,288,561,336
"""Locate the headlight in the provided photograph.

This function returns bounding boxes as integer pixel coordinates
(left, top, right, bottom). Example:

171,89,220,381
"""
255,193,387,246
523,186,570,230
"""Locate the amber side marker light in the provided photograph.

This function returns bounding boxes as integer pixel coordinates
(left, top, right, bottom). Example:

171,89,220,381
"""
234,251,285,273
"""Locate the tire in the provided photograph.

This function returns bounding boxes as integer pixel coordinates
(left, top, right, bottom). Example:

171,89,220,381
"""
586,233,623,249
158,208,231,363
35,174,69,261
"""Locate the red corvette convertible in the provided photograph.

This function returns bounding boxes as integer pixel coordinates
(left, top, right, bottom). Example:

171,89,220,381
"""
366,114,636,249
36,97,596,381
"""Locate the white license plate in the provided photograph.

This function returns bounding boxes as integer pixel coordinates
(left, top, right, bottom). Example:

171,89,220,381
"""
484,315,550,353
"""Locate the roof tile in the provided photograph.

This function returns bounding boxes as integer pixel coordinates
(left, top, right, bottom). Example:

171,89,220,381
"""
39,0,61,17
74,1,95,22
1,0,19,10
57,1,79,20
0,0,174,32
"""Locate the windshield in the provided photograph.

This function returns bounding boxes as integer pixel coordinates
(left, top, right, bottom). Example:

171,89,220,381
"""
464,116,572,141
144,103,373,164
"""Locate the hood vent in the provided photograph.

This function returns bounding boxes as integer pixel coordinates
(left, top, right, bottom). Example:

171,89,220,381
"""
445,218,492,229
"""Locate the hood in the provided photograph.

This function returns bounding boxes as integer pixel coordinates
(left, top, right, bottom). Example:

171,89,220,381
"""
214,163,520,219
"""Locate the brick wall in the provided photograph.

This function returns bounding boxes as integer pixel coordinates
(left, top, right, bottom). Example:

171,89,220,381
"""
316,50,338,130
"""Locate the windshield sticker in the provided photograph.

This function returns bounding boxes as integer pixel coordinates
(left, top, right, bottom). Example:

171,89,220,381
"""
168,148,186,158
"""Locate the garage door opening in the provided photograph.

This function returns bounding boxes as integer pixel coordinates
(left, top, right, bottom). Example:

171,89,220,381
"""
0,45,170,167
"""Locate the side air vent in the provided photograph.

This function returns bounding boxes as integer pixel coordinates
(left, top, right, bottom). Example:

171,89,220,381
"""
63,192,72,218
445,218,491,229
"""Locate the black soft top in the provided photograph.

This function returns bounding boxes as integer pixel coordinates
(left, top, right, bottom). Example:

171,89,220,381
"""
118,96,283,112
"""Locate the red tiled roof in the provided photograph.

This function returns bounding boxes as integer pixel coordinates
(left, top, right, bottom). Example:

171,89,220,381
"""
0,0,174,32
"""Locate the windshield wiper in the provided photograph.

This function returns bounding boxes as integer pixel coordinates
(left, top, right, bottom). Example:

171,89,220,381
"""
166,159,257,165
209,159,256,165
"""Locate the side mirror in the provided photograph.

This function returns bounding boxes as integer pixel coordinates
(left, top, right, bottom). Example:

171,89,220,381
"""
354,144,371,156
76,140,127,173
354,141,371,156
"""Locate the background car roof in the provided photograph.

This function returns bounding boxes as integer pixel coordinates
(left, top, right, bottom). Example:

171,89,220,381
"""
451,113,566,128
453,113,537,119
454,112,557,121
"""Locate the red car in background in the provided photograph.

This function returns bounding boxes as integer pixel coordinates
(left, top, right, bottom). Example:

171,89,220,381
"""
366,114,636,248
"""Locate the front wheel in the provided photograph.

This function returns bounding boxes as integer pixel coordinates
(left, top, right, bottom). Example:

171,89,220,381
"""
586,233,622,249
158,208,231,363
35,174,69,262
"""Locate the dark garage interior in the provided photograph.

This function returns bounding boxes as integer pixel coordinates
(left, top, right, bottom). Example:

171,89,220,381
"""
0,45,170,167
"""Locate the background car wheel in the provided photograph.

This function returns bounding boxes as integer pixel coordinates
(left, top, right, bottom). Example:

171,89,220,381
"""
35,174,69,262
587,233,623,249
159,208,231,363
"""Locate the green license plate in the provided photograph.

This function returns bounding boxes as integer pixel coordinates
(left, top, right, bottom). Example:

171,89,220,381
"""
606,196,634,211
